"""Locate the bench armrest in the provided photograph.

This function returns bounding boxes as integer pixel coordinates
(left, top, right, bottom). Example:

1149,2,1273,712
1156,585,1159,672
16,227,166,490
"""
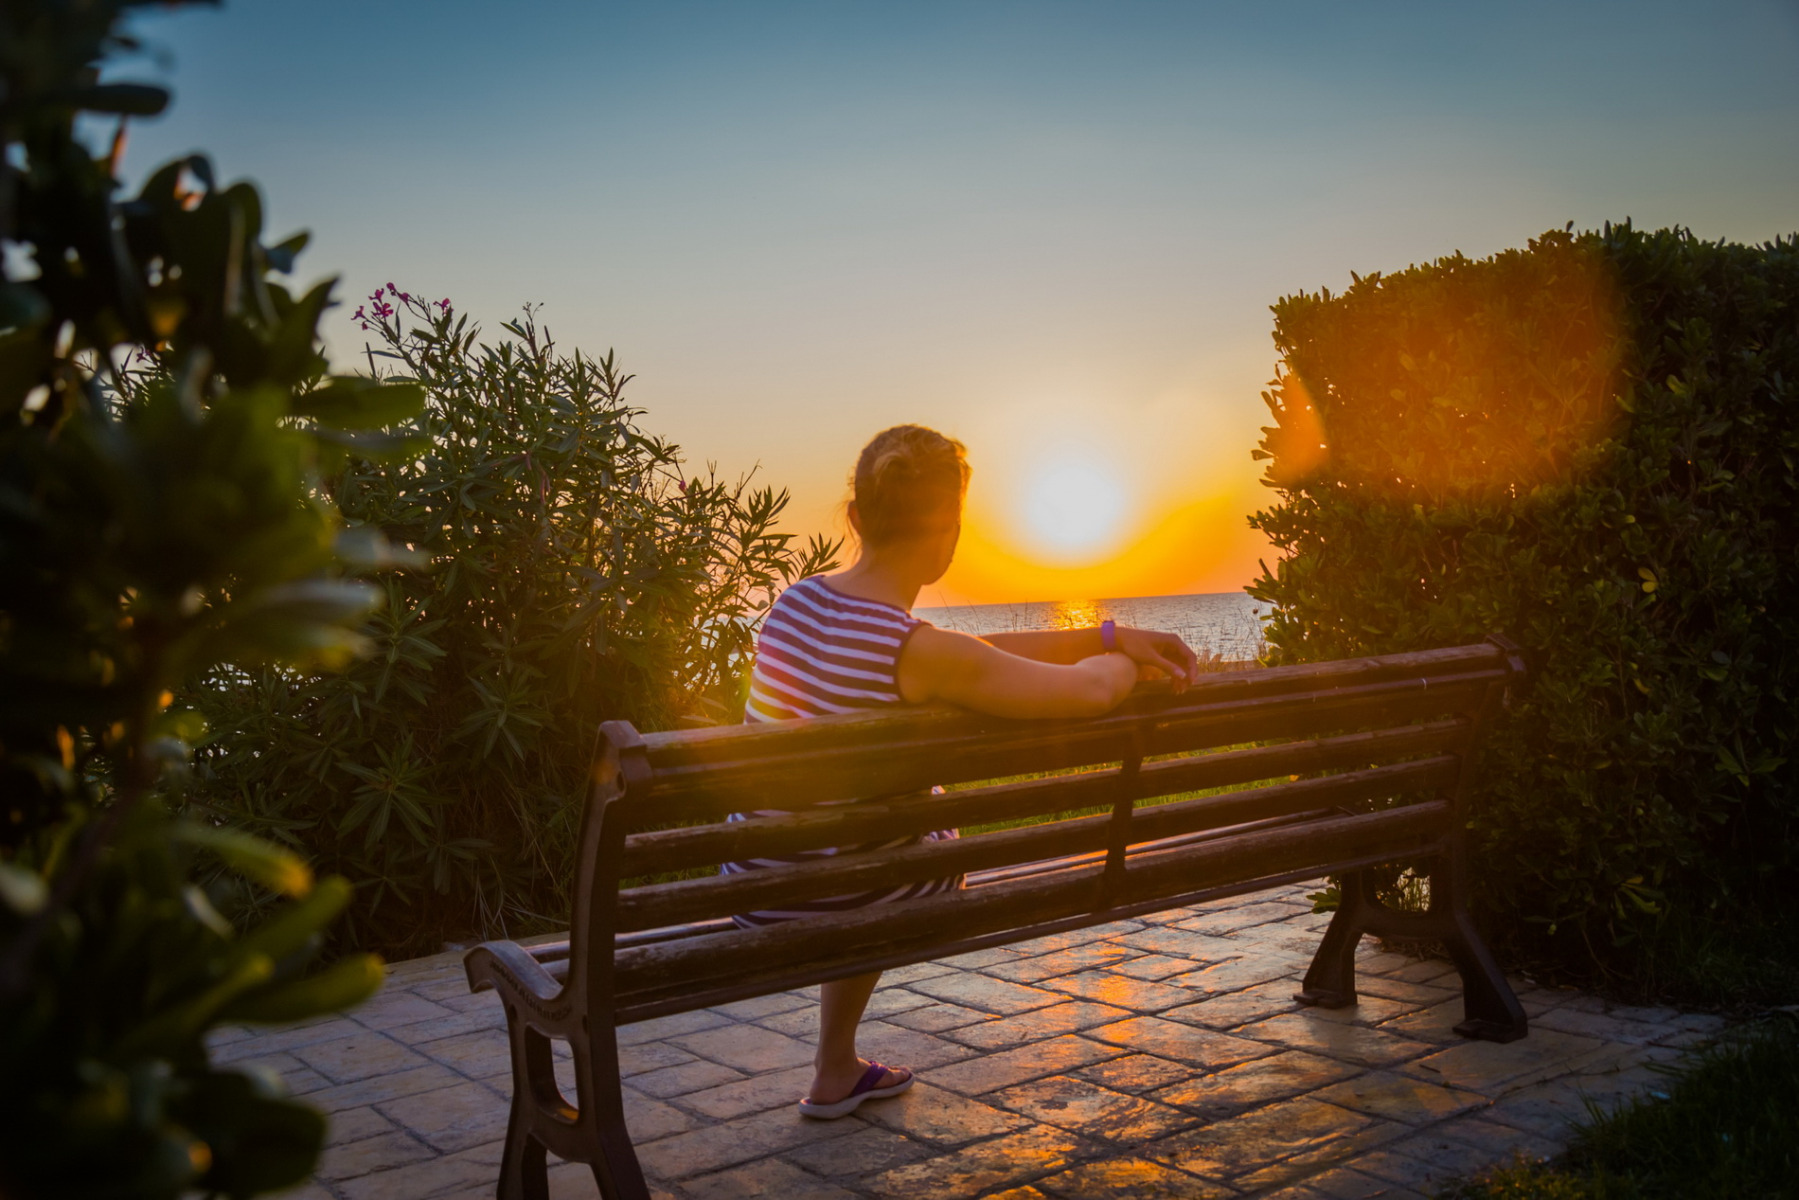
464,938,565,1004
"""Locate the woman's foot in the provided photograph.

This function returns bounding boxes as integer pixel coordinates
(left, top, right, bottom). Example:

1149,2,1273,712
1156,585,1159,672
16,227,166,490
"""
799,1059,913,1119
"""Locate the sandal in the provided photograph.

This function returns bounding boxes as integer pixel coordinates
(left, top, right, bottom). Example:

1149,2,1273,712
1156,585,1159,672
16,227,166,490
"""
797,1061,914,1119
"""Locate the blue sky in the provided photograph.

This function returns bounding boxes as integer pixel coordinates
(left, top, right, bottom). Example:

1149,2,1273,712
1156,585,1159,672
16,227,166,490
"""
116,0,1799,601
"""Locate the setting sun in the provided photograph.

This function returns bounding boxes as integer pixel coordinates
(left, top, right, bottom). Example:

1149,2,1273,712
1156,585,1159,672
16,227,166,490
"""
1017,453,1131,563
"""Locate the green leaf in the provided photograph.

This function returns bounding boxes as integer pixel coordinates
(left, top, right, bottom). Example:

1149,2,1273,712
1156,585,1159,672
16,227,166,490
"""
64,82,170,116
174,822,313,898
232,876,354,965
220,954,384,1024
292,378,424,429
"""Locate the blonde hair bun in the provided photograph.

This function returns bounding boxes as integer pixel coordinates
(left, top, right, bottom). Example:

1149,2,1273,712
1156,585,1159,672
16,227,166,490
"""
853,425,970,545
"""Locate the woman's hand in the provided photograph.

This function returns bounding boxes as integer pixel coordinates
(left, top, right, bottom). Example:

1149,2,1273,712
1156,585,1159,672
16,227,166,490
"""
1115,627,1201,692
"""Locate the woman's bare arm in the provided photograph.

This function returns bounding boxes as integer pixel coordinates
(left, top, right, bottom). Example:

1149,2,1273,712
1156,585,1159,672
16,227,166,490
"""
984,626,1200,691
897,625,1138,718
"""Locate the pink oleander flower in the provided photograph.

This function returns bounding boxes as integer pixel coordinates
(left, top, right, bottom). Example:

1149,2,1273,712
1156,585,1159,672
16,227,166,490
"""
398,291,411,303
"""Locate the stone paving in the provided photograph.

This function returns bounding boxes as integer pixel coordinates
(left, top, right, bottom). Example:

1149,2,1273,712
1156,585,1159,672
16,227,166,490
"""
215,884,1724,1200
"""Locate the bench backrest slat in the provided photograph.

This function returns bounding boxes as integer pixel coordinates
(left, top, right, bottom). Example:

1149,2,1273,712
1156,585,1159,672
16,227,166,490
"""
621,669,1503,823
614,754,1461,933
619,716,1472,877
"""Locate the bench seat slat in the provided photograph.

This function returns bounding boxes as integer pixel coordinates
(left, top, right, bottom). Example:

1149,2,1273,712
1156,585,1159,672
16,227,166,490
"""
622,672,1503,822
620,718,1472,876
610,801,1451,1011
614,756,1461,932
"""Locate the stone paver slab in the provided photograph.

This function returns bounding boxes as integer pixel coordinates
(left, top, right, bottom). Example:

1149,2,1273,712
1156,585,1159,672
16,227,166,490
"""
1231,1012,1433,1068
619,1040,700,1078
708,993,810,1021
1151,1049,1362,1115
942,1001,1131,1051
992,1074,1194,1145
1159,980,1305,1030
1034,1156,1235,1199
306,1064,469,1114
862,1124,1087,1198
384,1008,507,1046
377,1079,510,1154
1349,976,1458,1010
292,1030,428,1084
416,1028,516,1080
316,1130,437,1181
635,1105,859,1180
627,1092,700,1142
1401,1027,1612,1096
1176,901,1310,935
1164,956,1304,997
927,1033,1121,1096
350,991,459,1031
1075,1054,1205,1095
326,1105,398,1146
337,1140,504,1200
682,1156,859,1200
883,1001,994,1034
854,1080,1034,1146
905,972,1067,1015
859,1021,981,1071
1384,958,1459,985
1088,1016,1277,1069
1111,927,1242,961
678,1064,814,1121
667,1023,815,1073
1532,1005,1661,1045
616,1010,734,1047
1310,1069,1487,1126
628,1060,748,1100
1301,1164,1427,1199
1146,1096,1380,1179
783,1122,934,1176
985,942,1142,983
1431,1114,1563,1162
1036,970,1199,1012
1108,953,1207,981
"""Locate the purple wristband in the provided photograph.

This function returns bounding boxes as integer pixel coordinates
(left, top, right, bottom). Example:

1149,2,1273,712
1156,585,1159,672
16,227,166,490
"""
1099,619,1117,652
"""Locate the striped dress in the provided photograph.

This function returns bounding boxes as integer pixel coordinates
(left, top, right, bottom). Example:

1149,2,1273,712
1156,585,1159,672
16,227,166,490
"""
724,575,962,928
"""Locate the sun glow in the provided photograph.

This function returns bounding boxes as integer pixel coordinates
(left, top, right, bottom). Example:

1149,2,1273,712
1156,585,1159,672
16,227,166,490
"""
1017,454,1130,563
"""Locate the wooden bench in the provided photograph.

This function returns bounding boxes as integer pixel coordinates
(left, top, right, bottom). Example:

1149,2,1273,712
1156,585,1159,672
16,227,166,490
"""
464,639,1530,1200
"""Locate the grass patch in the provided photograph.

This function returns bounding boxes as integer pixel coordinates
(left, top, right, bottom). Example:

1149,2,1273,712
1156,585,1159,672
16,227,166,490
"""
1440,1017,1799,1200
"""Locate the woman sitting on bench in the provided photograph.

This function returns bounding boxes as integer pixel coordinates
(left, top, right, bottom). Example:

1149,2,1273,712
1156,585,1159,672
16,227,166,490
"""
722,424,1200,1119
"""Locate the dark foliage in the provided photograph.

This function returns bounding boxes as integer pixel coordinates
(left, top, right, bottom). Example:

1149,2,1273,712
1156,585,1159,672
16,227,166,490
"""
1,2,416,1194
1250,224,1798,971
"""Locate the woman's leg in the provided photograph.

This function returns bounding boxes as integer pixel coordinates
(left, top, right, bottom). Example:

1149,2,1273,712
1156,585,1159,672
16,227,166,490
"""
809,970,909,1103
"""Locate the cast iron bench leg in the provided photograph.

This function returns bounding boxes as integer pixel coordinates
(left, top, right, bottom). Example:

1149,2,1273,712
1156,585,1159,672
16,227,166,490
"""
1295,867,1526,1043
498,1012,557,1200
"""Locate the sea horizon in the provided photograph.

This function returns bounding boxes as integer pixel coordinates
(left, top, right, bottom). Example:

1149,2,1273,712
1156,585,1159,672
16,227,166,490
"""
914,590,1270,662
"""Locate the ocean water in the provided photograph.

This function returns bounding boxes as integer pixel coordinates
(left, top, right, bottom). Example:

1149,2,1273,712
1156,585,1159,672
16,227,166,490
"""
914,592,1272,663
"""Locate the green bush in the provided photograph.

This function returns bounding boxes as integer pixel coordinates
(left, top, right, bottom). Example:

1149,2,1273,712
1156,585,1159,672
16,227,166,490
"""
1248,224,1798,973
179,292,838,957
1,1,417,1193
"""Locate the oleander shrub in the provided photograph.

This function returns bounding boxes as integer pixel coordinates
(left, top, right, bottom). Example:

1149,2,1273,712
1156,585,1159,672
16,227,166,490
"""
1248,223,1798,972
178,291,838,958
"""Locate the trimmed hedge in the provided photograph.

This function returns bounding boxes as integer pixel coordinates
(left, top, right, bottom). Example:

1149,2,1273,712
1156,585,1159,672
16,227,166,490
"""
1249,223,1798,962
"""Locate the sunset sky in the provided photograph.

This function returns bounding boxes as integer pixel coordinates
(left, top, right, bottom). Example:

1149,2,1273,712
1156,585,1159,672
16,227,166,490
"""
121,1,1799,605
